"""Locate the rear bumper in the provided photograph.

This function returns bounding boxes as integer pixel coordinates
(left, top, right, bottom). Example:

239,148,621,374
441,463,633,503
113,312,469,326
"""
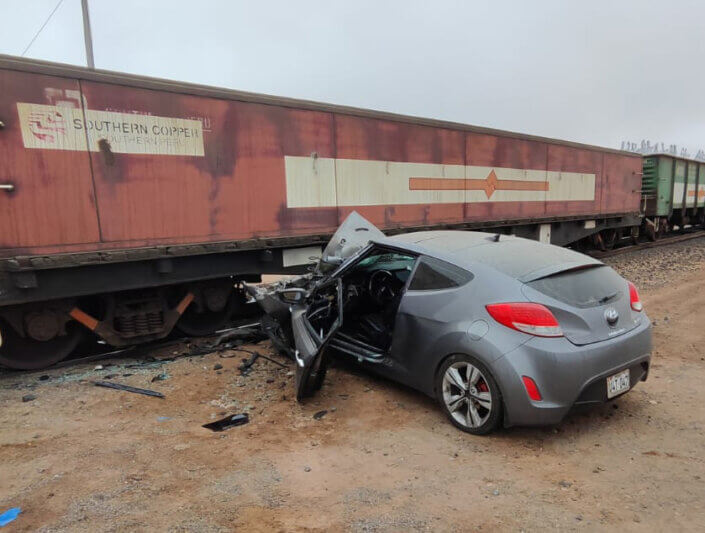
493,316,652,427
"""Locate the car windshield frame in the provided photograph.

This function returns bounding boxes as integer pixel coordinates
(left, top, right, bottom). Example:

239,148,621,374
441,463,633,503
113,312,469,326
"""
321,242,420,283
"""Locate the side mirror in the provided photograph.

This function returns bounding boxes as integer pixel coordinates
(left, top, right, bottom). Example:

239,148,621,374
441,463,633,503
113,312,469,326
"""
278,288,306,304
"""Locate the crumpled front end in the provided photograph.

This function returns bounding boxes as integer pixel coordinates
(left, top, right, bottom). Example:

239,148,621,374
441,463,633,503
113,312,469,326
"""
245,276,311,358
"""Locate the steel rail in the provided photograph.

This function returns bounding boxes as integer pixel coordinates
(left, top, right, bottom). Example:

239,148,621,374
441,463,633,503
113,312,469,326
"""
589,229,705,259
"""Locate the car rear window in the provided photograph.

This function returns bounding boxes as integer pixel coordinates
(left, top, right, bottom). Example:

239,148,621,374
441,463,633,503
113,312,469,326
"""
526,265,625,308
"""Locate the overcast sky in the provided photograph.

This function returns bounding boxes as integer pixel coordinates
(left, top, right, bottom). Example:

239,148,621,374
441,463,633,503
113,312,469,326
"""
1,0,703,154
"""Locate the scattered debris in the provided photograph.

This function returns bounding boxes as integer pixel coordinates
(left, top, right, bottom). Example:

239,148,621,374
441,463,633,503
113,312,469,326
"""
94,365,104,370
94,381,165,399
151,373,169,382
157,416,172,422
125,360,170,370
39,375,50,381
304,466,312,472
202,413,249,432
180,325,267,360
559,480,572,488
238,351,260,375
0,507,21,527
213,363,223,370
21,394,36,403
236,349,287,376
313,410,328,420
213,324,263,345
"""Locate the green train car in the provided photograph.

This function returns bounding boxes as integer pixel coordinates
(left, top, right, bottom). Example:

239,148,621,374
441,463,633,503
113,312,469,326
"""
641,154,705,238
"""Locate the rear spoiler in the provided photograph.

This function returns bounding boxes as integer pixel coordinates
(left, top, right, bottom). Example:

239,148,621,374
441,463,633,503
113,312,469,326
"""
518,260,604,283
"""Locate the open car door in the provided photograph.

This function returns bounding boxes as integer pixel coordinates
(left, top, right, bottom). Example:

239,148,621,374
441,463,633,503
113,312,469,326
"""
291,278,344,400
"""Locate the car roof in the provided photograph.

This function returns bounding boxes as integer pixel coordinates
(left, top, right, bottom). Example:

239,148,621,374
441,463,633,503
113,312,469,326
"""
381,230,602,281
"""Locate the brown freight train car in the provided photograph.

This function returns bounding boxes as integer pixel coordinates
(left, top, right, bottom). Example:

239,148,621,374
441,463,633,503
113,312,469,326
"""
0,55,642,369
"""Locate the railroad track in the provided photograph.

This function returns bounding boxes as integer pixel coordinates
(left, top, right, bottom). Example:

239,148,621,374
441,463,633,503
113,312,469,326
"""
589,229,705,259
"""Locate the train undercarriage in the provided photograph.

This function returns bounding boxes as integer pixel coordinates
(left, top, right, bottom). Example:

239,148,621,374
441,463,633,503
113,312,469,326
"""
0,279,259,369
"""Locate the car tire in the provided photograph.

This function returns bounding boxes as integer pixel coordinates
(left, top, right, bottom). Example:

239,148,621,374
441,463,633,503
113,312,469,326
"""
435,353,503,435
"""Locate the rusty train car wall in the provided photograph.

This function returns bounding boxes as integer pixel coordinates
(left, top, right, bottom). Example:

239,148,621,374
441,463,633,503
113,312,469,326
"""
0,55,643,368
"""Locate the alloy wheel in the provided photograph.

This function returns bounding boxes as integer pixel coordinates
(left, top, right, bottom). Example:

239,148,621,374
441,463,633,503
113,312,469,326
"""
442,361,493,429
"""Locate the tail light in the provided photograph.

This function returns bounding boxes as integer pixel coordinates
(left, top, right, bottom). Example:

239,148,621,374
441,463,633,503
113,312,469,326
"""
485,302,563,337
628,282,643,312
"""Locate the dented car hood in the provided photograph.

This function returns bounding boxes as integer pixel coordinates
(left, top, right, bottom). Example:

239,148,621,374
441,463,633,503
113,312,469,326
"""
318,212,385,272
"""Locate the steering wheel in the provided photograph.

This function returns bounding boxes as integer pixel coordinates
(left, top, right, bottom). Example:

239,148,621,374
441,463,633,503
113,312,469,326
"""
368,270,397,305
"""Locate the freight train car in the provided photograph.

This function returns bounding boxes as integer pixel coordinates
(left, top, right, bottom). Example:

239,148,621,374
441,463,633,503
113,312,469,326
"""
641,154,705,238
0,55,642,369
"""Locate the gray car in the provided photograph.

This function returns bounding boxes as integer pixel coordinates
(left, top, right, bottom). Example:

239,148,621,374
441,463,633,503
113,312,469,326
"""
251,213,652,434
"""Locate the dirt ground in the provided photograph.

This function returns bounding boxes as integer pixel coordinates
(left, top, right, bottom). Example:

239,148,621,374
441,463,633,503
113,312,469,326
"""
1,240,704,532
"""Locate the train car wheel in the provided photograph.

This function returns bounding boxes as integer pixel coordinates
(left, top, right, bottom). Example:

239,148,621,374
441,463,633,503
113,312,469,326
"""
176,288,245,337
643,220,657,241
630,226,640,245
600,229,619,250
0,319,83,370
657,220,670,239
591,233,606,251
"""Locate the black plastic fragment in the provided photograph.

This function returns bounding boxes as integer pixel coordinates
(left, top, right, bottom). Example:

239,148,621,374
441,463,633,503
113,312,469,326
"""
313,410,328,420
237,349,288,376
94,381,165,398
238,352,259,375
202,413,249,432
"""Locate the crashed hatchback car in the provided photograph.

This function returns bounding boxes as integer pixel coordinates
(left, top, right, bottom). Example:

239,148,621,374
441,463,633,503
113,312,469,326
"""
249,213,652,434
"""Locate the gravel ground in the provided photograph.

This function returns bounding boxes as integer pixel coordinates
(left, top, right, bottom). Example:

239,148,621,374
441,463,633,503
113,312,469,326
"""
0,239,704,531
603,236,705,289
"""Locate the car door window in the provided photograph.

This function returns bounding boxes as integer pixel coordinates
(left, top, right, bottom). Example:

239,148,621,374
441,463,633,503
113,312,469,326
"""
407,256,473,291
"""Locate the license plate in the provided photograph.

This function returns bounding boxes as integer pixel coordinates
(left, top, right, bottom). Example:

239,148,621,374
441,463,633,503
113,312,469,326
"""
606,369,630,399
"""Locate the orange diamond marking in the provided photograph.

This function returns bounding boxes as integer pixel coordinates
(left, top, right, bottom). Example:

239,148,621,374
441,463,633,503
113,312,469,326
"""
484,170,499,198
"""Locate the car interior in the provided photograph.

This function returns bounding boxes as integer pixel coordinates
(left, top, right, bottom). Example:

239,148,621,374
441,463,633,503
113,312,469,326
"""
304,247,418,363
